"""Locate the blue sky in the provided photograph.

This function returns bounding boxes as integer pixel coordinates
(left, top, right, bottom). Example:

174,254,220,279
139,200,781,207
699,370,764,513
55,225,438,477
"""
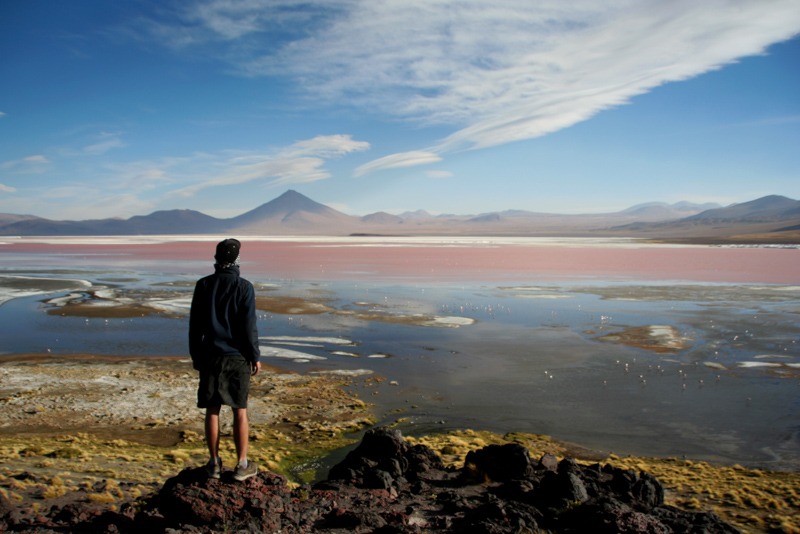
1,1,799,220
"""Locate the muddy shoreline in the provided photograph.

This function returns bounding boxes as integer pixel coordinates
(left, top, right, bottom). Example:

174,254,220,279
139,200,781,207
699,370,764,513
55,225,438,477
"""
1,354,798,532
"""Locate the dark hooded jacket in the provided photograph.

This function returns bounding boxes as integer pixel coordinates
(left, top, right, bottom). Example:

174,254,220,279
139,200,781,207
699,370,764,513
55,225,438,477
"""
189,264,259,370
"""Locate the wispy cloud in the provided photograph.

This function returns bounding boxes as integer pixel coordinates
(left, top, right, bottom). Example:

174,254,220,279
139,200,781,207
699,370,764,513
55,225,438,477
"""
136,1,800,174
354,151,441,177
101,160,176,193
0,154,50,172
278,134,370,159
44,189,157,221
83,132,125,155
127,0,339,51
0,183,16,193
174,134,369,196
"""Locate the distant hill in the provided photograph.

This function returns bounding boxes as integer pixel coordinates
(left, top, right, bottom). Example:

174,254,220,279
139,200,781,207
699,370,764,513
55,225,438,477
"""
0,213,41,226
227,190,360,234
684,195,800,222
126,209,227,234
0,191,798,243
361,212,404,225
398,209,434,220
612,195,800,242
621,201,721,219
0,209,227,236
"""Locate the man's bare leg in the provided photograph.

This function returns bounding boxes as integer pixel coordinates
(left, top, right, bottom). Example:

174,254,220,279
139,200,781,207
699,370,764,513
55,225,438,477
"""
205,405,221,462
233,407,249,465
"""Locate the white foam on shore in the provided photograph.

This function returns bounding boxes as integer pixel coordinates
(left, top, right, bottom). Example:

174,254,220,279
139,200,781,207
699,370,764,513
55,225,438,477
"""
425,316,475,327
0,275,92,306
739,362,782,368
345,309,475,328
311,369,373,377
0,235,674,248
261,335,355,346
0,236,219,246
738,357,800,371
502,286,551,291
93,289,117,299
515,294,573,299
143,297,192,314
703,362,727,370
43,292,85,307
258,335,361,362
40,291,192,315
259,346,326,363
265,341,321,348
649,325,675,337
500,286,573,300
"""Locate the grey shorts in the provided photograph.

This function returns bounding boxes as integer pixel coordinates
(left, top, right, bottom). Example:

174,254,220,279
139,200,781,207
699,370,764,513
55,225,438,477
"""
197,354,251,409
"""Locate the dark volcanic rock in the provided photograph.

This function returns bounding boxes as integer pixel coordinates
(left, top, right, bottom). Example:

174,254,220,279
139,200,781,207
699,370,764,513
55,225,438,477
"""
325,427,445,490
464,442,534,482
1,427,740,533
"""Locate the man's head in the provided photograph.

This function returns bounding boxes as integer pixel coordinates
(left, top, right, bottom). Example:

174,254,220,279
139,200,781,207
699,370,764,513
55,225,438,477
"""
215,238,241,265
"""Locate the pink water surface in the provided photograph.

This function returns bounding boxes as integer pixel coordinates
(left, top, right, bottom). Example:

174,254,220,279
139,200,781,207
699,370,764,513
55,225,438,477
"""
4,239,797,284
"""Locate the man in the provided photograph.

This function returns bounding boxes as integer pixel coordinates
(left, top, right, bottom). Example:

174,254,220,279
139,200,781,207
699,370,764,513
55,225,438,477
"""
189,238,261,481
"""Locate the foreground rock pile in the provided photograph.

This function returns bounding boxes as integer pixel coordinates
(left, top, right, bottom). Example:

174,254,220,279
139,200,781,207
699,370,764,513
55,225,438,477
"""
0,427,738,533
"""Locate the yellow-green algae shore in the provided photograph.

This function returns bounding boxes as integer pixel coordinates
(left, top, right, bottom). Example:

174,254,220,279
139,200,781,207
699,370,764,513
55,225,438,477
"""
1,356,798,533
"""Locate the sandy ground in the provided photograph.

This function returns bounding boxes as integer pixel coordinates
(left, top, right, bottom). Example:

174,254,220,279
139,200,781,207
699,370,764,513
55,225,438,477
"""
1,355,798,533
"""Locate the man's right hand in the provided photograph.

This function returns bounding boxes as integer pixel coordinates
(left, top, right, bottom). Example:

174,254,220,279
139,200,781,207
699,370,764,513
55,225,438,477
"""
251,361,262,376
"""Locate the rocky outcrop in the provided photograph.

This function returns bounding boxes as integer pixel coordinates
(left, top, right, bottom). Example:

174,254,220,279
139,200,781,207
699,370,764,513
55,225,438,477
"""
0,427,739,533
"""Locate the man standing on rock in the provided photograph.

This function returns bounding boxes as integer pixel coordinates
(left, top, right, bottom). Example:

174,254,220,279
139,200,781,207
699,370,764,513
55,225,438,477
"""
189,238,261,481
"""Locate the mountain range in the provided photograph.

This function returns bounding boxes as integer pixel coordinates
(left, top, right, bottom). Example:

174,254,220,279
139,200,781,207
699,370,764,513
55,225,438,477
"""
1,190,799,243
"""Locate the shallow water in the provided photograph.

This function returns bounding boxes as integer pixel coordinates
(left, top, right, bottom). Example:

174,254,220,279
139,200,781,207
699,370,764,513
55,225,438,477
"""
1,237,798,470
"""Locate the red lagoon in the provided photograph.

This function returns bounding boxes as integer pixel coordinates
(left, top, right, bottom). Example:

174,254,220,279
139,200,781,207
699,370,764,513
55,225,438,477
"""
3,238,798,284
